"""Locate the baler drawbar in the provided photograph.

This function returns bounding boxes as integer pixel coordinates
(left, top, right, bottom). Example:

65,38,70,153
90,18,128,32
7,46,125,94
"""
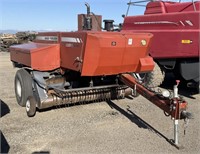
120,73,192,147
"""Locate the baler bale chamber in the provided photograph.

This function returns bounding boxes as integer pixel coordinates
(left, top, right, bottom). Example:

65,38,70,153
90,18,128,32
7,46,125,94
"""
10,31,154,117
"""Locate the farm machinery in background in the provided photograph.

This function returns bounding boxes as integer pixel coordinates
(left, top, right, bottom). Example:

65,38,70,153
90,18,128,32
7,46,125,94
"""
120,0,199,92
10,2,192,147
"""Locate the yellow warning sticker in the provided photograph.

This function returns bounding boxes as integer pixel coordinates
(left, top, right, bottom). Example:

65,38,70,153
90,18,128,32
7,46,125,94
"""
181,40,192,44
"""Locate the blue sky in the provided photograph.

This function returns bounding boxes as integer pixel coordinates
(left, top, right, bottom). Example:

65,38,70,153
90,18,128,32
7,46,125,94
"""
1,0,191,31
0,0,146,31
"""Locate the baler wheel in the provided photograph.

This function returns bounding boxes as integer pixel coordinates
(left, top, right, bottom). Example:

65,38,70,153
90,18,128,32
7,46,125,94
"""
26,96,36,117
14,69,33,107
136,62,165,88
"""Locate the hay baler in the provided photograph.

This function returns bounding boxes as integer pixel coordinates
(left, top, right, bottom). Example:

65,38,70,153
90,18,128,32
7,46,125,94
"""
10,3,192,147
10,31,154,116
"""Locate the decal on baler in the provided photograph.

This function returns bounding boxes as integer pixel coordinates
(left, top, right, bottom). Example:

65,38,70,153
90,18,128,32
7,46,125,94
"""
36,36,58,41
128,38,133,45
61,37,82,43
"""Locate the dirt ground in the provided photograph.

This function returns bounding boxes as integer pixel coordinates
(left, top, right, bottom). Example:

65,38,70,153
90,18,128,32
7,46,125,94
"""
0,52,200,154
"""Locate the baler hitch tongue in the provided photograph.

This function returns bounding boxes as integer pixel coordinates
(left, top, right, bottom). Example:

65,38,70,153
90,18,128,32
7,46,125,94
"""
119,73,192,147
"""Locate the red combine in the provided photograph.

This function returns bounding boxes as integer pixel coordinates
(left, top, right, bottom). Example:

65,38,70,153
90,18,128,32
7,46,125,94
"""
121,0,199,91
10,3,192,147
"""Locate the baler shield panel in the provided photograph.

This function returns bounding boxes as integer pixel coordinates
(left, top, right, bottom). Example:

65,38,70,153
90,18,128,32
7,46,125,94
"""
81,32,153,76
10,43,60,71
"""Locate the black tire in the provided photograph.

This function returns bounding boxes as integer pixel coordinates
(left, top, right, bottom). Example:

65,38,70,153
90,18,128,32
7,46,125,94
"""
145,62,165,88
14,69,33,107
135,62,165,88
26,96,36,117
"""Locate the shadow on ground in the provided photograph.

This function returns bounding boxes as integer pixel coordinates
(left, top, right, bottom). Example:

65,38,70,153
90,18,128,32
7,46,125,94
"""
106,100,177,147
0,100,10,153
0,99,10,118
32,151,50,154
0,131,10,153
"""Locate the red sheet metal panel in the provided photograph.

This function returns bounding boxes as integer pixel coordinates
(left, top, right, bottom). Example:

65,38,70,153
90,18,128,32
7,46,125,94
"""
10,43,60,71
81,32,153,76
165,2,200,13
122,11,200,58
60,32,87,72
145,1,167,14
145,1,200,14
10,31,153,75
135,57,154,73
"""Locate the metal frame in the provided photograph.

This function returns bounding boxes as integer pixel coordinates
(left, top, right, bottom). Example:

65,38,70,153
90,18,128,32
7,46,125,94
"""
119,73,191,147
125,0,198,16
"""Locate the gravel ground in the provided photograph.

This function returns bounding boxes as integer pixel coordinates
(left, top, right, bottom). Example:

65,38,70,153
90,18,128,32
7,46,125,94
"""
0,52,200,154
